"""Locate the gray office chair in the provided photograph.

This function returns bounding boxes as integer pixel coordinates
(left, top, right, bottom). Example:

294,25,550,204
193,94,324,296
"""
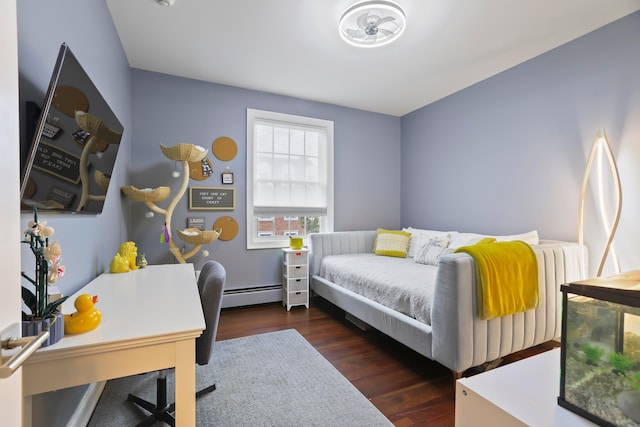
127,260,226,427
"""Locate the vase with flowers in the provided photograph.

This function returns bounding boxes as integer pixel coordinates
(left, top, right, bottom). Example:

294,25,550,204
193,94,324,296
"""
21,209,69,346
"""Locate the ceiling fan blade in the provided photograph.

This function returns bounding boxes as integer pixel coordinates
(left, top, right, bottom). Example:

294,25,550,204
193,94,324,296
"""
346,28,367,39
376,16,395,26
377,27,394,36
356,12,369,29
365,34,378,44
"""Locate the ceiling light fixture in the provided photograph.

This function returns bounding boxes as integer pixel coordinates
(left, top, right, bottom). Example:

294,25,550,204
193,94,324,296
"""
155,0,175,7
339,1,406,48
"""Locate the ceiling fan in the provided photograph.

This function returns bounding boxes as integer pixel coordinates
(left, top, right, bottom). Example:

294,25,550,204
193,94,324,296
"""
339,1,406,48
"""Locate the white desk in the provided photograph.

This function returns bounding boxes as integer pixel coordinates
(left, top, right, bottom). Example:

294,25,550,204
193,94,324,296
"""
22,264,205,426
455,348,596,427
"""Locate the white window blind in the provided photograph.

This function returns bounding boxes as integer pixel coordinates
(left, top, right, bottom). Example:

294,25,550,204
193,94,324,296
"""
254,120,327,216
247,109,334,249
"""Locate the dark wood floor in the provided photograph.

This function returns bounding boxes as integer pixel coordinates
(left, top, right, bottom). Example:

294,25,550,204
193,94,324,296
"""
217,297,559,427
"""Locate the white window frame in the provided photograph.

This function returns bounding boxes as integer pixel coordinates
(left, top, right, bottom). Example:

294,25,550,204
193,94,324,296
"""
246,108,334,249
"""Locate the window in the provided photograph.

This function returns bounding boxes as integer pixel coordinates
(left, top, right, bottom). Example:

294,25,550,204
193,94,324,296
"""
247,109,334,249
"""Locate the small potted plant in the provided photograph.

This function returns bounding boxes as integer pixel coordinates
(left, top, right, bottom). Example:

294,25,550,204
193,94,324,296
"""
21,209,69,346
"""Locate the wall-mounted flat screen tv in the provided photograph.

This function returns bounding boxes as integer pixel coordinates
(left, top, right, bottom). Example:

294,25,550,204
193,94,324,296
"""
20,43,123,214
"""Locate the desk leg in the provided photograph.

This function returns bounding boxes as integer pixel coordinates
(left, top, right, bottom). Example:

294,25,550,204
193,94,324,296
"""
23,395,32,427
174,339,197,426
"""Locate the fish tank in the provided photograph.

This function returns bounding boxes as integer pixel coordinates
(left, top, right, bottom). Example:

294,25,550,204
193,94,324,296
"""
559,271,640,427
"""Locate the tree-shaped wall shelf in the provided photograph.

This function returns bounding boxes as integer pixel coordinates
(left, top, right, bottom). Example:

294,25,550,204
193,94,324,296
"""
121,143,220,264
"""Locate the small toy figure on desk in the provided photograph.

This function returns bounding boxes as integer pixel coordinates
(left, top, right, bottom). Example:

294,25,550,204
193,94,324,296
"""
110,241,139,273
136,253,148,269
64,294,102,334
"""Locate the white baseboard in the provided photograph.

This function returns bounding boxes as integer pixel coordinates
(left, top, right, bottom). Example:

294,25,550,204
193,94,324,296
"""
222,285,282,308
66,381,106,427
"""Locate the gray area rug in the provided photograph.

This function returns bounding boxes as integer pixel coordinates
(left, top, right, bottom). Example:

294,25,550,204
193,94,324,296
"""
88,329,393,426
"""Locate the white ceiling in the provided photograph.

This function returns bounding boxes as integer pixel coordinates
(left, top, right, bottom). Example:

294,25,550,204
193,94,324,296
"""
105,0,640,117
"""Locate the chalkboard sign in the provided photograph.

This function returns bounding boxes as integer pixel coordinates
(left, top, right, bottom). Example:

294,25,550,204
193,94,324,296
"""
32,141,81,184
189,187,235,210
187,216,206,230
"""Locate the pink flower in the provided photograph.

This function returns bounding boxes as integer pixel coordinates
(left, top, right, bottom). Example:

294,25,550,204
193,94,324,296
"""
48,260,65,284
43,241,62,263
24,220,54,240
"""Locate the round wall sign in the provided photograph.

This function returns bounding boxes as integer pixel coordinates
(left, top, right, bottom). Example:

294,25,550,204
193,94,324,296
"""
213,216,238,241
189,158,214,181
212,136,238,161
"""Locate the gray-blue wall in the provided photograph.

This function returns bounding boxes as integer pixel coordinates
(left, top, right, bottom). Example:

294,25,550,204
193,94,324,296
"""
128,70,401,290
17,1,131,425
401,11,640,277
18,0,132,296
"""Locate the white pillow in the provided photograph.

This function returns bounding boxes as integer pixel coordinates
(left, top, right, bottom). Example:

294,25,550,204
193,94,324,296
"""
447,232,486,249
402,227,450,257
448,230,539,249
415,244,455,266
492,230,539,245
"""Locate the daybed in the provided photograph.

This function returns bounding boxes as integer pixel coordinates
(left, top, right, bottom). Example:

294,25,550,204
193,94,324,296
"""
309,229,585,377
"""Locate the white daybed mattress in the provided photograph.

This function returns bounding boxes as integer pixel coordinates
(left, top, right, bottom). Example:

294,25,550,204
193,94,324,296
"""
319,253,438,325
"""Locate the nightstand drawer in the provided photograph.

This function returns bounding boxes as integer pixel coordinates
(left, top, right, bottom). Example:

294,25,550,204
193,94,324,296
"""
284,277,308,292
285,290,308,306
284,264,308,279
284,250,307,266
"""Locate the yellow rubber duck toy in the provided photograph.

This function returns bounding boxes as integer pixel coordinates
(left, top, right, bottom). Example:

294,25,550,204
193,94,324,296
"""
64,294,102,334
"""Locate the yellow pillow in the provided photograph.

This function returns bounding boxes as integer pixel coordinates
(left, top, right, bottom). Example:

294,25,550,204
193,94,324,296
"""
373,228,411,258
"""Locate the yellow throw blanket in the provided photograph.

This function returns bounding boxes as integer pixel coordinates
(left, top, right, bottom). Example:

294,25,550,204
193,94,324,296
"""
455,239,539,320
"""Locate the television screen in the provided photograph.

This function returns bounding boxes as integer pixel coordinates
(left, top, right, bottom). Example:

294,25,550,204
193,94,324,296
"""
20,43,123,214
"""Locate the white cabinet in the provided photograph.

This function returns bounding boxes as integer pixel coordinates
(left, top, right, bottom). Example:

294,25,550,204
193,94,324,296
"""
282,248,309,311
455,349,594,427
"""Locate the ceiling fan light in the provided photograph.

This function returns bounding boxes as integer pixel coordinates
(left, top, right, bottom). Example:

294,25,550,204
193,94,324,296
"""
339,0,406,48
155,0,175,7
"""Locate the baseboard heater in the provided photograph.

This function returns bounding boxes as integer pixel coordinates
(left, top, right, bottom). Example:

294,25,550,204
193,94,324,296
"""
222,285,282,308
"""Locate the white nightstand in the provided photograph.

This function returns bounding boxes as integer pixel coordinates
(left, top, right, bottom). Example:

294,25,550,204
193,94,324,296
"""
282,248,310,310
